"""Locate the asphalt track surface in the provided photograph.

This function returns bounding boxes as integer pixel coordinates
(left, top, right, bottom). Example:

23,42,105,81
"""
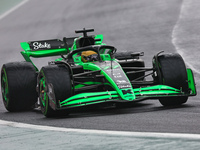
0,0,200,138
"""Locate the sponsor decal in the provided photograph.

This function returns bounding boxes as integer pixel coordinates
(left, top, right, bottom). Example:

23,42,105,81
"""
97,61,132,89
32,42,51,50
106,68,120,72
116,80,127,84
113,72,122,78
114,75,122,78
118,85,132,89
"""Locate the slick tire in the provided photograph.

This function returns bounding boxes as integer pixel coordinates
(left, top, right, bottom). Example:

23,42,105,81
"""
155,53,188,106
38,65,72,117
1,62,38,112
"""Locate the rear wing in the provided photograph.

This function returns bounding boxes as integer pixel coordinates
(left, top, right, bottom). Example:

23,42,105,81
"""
20,35,104,71
20,35,104,58
20,37,76,71
21,37,76,58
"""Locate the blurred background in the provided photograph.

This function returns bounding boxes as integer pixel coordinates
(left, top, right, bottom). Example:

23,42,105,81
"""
0,0,185,68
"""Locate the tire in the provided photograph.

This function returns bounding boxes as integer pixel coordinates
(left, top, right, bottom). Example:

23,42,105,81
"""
38,64,72,117
1,62,37,111
155,53,188,106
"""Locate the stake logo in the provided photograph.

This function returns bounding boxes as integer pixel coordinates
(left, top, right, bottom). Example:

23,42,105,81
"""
33,42,51,50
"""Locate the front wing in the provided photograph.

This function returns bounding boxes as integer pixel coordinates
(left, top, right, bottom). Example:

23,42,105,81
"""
48,68,196,110
61,85,194,107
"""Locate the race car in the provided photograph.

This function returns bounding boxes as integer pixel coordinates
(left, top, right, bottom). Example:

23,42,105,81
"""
1,28,197,117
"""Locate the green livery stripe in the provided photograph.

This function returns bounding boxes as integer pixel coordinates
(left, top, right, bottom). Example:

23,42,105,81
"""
94,34,103,45
133,85,180,92
60,91,119,107
20,42,30,51
74,82,102,89
21,48,67,58
134,85,181,97
187,68,196,95
59,85,191,108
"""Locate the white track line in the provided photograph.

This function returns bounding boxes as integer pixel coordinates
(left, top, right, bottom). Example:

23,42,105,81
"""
0,120,200,140
172,0,200,74
0,0,29,20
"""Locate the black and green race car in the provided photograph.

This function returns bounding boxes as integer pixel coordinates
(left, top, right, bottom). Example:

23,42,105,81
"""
1,28,197,117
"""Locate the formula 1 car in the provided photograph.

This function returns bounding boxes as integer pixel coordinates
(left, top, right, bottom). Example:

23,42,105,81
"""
1,28,197,117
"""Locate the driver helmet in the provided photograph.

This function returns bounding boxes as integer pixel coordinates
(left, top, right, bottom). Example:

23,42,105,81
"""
81,51,98,62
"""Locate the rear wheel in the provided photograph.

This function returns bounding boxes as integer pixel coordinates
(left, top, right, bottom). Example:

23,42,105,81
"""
38,65,72,117
154,53,188,106
1,62,37,111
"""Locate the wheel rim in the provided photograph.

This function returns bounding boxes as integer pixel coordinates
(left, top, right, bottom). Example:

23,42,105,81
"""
39,74,53,116
39,76,48,109
1,70,9,106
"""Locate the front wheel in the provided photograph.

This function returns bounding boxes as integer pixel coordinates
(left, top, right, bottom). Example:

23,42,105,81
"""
153,53,188,106
38,64,72,117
